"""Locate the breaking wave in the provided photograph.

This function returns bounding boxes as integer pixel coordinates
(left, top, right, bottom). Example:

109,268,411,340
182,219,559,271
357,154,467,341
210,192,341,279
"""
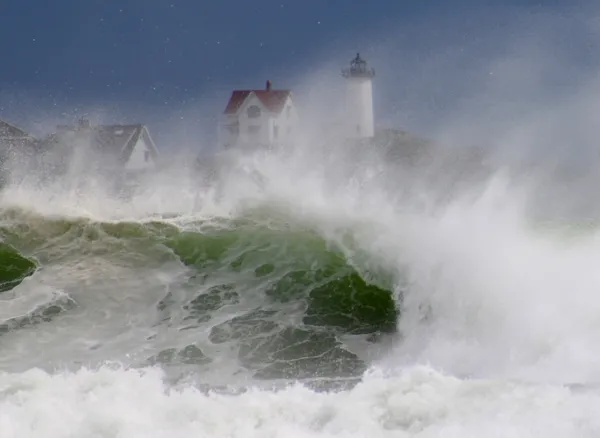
2,141,600,437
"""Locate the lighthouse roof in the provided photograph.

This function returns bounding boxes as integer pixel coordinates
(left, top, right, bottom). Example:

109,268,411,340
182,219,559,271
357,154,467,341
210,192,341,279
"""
224,89,292,115
342,53,375,79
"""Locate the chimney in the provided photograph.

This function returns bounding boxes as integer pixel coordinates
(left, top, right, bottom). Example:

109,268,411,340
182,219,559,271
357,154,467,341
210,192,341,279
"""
266,80,272,91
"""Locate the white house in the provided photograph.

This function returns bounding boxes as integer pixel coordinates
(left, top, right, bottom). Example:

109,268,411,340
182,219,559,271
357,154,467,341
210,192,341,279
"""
47,119,159,172
342,53,375,139
219,80,298,150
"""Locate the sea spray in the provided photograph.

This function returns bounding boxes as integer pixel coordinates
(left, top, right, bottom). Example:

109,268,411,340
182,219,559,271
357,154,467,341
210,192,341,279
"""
1,130,600,437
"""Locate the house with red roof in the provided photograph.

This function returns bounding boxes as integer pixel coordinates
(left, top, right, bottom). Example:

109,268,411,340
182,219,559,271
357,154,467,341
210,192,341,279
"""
219,80,298,150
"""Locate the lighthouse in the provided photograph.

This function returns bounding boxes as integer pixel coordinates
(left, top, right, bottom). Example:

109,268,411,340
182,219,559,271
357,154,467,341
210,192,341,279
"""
342,53,375,139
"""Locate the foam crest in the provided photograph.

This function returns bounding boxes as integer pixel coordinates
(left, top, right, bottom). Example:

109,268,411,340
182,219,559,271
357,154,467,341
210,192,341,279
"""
1,365,599,438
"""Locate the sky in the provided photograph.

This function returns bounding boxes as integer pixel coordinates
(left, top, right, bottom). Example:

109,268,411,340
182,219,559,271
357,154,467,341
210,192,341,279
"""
0,0,597,152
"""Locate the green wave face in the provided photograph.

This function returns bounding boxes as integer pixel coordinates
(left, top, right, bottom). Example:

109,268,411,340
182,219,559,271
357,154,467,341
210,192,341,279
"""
159,221,398,381
0,207,398,382
0,243,36,293
165,223,398,334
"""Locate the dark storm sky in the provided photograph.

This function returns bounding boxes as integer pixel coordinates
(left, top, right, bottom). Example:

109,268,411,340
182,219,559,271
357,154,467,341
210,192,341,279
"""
0,0,595,150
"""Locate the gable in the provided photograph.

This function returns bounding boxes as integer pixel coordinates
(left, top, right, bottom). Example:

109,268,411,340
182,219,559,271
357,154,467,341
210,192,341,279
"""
125,133,154,170
94,125,141,159
277,95,295,118
237,93,270,118
137,126,159,161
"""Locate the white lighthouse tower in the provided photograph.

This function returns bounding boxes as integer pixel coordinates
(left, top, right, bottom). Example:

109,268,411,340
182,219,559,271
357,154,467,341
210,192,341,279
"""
342,53,375,139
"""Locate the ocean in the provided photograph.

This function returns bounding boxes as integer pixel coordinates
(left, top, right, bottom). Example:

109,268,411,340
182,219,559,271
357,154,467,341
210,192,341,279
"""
1,144,600,437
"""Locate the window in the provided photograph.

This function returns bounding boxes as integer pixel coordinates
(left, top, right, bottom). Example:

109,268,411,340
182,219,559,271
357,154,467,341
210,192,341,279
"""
248,125,260,134
247,105,261,119
273,125,279,139
144,150,151,162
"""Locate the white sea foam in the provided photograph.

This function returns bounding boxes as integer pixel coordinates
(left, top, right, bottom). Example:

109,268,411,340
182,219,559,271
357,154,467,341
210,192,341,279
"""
2,365,600,438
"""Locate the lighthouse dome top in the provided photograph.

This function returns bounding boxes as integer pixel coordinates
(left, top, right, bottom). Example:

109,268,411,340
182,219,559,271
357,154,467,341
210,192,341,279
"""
342,53,375,79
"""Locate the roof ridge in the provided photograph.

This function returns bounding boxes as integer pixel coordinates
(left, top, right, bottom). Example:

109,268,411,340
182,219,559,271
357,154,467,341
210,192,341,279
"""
232,89,291,91
224,89,292,115
0,119,35,139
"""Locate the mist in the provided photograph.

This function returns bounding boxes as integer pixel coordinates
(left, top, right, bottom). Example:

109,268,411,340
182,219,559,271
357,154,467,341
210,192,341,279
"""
1,3,600,226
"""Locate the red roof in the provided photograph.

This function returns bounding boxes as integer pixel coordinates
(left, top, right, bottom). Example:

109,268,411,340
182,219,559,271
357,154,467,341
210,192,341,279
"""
224,90,292,114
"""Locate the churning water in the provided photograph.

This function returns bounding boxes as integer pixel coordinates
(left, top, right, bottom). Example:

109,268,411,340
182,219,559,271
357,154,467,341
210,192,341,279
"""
1,141,600,437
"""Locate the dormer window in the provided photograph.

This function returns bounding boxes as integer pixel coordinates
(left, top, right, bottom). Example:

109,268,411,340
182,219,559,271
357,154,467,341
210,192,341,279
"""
247,105,261,119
